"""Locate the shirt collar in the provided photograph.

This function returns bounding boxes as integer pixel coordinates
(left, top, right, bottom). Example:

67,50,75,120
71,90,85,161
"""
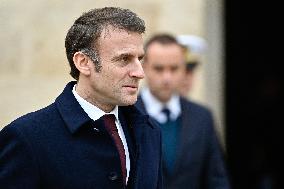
140,87,181,123
72,84,119,121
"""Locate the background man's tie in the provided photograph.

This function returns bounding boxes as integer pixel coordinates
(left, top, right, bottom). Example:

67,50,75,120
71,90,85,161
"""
162,107,171,122
103,114,126,185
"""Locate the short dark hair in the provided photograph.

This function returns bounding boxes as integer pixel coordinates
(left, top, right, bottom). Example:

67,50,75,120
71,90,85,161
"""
144,33,179,51
144,33,181,61
65,7,146,80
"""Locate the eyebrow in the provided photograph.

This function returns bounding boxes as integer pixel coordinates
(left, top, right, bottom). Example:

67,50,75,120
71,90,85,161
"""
111,53,130,62
111,52,144,62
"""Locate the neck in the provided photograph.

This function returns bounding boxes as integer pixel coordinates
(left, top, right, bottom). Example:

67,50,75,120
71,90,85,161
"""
75,80,115,113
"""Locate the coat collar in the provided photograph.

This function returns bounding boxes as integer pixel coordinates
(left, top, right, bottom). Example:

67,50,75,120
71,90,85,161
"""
55,81,154,134
55,81,92,134
119,105,155,133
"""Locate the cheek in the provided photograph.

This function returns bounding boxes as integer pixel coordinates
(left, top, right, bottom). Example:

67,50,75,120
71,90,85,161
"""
148,70,161,79
146,71,157,80
175,69,184,79
102,66,119,80
149,78,161,88
105,68,129,89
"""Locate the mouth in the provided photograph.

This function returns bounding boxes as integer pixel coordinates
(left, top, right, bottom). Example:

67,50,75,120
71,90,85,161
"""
124,84,138,88
123,85,138,93
123,85,138,89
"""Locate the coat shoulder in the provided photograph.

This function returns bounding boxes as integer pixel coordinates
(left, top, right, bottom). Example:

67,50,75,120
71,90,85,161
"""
3,103,58,133
181,97,212,116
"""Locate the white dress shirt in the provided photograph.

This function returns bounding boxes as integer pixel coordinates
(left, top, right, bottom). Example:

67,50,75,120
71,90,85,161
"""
140,88,181,124
72,85,130,183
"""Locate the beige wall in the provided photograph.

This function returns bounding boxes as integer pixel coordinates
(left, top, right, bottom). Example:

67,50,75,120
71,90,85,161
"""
0,0,224,145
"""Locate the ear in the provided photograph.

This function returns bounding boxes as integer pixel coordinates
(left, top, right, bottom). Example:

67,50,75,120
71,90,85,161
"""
73,52,91,76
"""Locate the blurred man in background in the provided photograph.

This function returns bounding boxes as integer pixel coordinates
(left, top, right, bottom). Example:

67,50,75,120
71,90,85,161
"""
176,34,206,98
177,51,200,98
136,33,231,189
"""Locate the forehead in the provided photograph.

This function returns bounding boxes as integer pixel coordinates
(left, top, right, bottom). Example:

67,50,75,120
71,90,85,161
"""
146,43,184,65
97,27,144,57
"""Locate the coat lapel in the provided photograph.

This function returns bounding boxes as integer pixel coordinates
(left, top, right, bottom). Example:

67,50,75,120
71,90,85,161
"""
173,97,195,175
119,105,150,188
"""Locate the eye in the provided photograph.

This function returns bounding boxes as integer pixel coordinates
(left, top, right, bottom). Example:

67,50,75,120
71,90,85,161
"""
170,66,179,72
138,56,144,63
153,65,164,73
122,55,129,62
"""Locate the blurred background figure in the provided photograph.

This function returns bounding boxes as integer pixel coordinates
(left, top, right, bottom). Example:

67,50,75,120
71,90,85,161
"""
177,52,200,98
136,33,231,189
176,35,207,98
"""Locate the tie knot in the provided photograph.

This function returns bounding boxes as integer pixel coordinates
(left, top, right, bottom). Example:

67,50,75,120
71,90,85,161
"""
103,114,117,132
103,114,116,120
162,107,170,122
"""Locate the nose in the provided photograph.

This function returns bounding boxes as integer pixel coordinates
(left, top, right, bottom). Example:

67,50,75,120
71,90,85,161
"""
129,59,145,79
162,71,173,83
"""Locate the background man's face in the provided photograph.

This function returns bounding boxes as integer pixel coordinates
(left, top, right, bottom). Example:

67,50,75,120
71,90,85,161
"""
178,70,195,97
143,42,185,102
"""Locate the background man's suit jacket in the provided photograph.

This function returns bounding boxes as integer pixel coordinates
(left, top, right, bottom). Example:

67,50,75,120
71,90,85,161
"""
0,82,163,189
135,95,231,189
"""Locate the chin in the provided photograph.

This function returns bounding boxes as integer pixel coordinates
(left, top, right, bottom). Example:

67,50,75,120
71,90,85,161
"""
119,96,137,106
156,93,171,102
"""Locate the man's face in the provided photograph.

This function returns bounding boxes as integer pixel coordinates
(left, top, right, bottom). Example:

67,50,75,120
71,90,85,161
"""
178,70,195,97
88,28,145,109
143,43,185,102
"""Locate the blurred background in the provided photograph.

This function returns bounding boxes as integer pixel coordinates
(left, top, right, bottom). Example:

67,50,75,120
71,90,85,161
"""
0,0,281,188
